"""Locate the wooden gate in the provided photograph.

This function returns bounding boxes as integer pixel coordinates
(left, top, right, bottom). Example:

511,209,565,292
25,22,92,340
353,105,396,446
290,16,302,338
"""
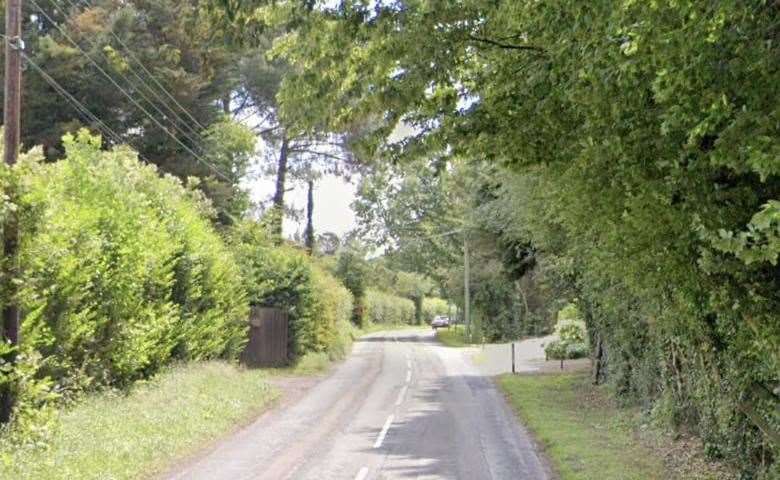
241,306,289,367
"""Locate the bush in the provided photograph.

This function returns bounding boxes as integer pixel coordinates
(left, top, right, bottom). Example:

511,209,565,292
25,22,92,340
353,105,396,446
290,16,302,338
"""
231,221,355,362
14,132,248,394
363,289,415,325
545,304,589,361
309,266,355,360
422,297,449,324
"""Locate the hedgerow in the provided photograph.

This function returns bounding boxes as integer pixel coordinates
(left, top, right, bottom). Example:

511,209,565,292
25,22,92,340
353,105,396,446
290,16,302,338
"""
11,132,249,393
0,132,251,442
363,289,415,325
230,221,355,361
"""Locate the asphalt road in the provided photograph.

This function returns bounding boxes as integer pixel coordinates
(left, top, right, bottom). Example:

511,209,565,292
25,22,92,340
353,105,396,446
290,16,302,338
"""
166,330,551,480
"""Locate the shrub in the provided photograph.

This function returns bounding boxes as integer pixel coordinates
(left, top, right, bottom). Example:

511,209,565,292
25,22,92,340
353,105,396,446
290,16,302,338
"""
545,304,589,360
363,289,415,325
15,132,248,392
231,221,355,361
309,265,355,360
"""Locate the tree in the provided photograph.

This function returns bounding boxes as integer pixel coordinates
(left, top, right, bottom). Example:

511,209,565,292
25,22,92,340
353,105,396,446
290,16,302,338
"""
244,1,780,475
334,240,369,326
1,0,256,221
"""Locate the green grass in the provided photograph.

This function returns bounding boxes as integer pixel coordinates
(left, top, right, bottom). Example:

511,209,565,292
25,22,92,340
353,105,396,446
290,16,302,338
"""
499,372,667,480
435,324,473,347
291,351,332,375
0,361,278,480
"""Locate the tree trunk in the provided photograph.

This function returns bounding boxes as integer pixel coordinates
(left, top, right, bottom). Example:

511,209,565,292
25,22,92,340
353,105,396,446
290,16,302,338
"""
271,137,289,241
222,93,231,115
592,333,604,385
304,179,314,254
413,295,423,325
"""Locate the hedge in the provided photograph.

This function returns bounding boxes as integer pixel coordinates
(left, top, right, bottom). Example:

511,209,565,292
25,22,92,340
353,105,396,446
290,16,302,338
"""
0,131,251,431
230,222,355,361
363,289,415,325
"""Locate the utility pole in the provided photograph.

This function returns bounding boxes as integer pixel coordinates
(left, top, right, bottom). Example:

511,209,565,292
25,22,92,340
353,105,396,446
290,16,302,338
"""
463,235,470,343
1,0,23,424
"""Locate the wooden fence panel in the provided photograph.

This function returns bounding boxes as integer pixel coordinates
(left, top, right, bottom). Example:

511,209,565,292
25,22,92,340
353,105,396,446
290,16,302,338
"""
240,307,289,367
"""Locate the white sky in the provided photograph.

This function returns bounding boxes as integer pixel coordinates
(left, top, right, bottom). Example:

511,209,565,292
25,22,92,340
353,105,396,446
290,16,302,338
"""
247,171,358,240
240,119,417,241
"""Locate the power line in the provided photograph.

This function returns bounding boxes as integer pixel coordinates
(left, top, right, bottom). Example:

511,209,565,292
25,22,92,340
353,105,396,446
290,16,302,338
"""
28,0,233,182
21,49,124,146
59,0,211,140
46,0,212,156
19,47,169,168
70,0,209,133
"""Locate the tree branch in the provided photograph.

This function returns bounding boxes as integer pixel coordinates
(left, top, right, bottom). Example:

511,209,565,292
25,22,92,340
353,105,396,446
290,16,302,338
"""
467,35,545,53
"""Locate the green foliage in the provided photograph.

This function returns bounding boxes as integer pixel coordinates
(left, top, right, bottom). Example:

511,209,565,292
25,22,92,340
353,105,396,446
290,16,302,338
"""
545,305,589,361
13,131,248,396
422,297,449,324
231,220,355,361
334,243,368,326
363,289,415,326
267,0,780,475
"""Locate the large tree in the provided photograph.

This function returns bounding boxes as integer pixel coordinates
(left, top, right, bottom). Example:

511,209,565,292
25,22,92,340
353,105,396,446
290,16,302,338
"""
216,1,780,475
1,0,256,220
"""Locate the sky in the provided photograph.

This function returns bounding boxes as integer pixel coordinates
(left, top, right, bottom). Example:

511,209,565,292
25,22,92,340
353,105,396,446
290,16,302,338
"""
246,170,358,240
241,120,416,242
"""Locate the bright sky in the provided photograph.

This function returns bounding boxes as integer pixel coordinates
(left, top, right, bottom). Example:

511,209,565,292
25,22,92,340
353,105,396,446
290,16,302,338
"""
247,171,358,240
241,119,416,241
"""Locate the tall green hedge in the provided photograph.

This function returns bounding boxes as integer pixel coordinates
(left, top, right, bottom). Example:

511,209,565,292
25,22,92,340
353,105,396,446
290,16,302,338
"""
363,289,415,325
7,131,249,394
230,222,355,361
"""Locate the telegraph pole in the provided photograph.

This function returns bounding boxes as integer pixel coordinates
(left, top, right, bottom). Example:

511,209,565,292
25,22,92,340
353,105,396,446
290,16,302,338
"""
1,0,23,423
463,235,470,343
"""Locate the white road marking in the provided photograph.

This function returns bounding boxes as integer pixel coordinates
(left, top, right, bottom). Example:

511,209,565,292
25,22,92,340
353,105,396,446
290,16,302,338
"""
406,370,412,383
373,414,395,448
354,466,369,480
395,385,408,406
406,359,412,369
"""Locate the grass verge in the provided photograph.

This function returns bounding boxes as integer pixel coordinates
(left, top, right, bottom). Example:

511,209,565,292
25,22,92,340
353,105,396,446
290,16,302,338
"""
435,324,473,347
0,361,277,480
499,372,666,480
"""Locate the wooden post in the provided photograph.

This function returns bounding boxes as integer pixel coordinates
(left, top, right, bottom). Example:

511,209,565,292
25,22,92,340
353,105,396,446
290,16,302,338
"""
463,236,470,342
511,343,516,374
1,0,23,424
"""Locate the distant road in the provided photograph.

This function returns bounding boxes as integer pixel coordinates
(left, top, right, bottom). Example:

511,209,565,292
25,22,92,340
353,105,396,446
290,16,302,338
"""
166,330,551,480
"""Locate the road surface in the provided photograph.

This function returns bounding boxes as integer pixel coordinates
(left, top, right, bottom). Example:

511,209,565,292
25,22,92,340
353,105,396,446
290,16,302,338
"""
166,330,551,480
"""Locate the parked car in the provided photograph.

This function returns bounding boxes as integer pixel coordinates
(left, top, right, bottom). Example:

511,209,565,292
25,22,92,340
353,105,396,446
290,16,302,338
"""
431,315,450,329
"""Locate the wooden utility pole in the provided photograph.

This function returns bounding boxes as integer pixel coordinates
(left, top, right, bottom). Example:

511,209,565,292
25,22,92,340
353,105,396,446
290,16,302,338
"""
1,0,23,423
463,236,470,343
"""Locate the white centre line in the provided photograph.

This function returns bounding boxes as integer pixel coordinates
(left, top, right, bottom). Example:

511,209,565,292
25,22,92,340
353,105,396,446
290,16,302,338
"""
373,414,395,448
395,385,409,406
354,466,369,480
406,359,412,369
405,370,412,383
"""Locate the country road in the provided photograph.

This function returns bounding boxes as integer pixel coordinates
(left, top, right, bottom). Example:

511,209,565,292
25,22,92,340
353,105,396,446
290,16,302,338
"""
166,330,551,480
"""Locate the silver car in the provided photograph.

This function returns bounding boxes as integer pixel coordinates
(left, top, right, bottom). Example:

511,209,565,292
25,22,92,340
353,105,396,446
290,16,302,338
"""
431,315,450,329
